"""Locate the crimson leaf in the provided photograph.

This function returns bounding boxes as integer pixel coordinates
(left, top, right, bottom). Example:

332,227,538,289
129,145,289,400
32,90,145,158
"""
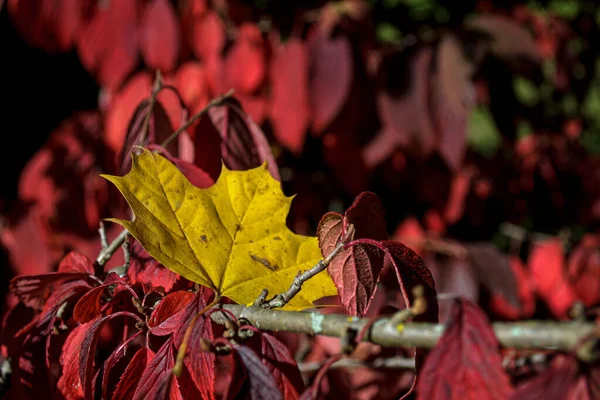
416,298,513,399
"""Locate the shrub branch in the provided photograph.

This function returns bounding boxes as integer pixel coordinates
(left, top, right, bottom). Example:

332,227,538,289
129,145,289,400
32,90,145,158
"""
211,304,597,355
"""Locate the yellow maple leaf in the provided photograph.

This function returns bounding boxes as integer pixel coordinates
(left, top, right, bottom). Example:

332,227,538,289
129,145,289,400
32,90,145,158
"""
101,148,337,309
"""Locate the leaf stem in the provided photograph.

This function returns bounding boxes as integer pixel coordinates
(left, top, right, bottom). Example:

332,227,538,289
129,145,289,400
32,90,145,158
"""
160,89,235,148
259,224,356,309
261,238,346,309
96,229,130,267
173,296,221,377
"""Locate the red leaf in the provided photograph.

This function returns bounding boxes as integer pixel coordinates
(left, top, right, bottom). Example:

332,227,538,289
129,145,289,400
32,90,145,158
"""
416,298,513,400
114,347,156,400
133,338,181,400
100,330,144,399
204,99,280,180
245,331,304,399
317,192,387,316
308,28,352,134
148,290,196,336
567,234,600,307
127,238,180,292
9,271,91,310
435,258,478,323
233,344,282,400
73,273,132,323
393,217,426,257
174,62,210,115
57,323,91,400
191,11,225,61
59,250,96,274
444,167,475,224
172,292,215,400
269,36,310,155
224,24,266,94
138,0,180,73
77,0,139,89
80,312,142,399
528,238,577,319
510,355,579,400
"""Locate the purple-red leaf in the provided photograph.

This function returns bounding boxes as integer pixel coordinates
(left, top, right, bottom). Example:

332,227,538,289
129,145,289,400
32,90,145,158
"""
234,344,282,400
172,292,215,400
206,99,281,181
245,331,304,399
73,273,132,323
114,347,156,400
416,298,513,400
308,27,352,134
148,290,196,336
80,312,142,399
317,192,387,316
133,338,181,400
57,323,91,400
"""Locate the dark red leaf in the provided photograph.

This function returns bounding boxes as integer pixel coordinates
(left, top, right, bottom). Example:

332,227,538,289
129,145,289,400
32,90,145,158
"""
101,330,144,400
133,338,181,400
443,167,475,224
567,234,600,307
191,11,225,61
80,312,142,399
205,99,280,180
114,347,156,400
317,192,387,316
510,355,579,400
9,271,91,310
234,344,282,400
364,48,435,168
73,273,132,323
128,238,180,292
172,292,215,400
435,258,478,323
308,27,352,134
224,24,265,94
269,36,310,155
416,298,513,400
138,0,180,73
434,33,475,171
59,251,96,274
16,329,53,398
528,238,577,319
490,256,535,319
245,331,304,399
466,243,520,308
57,323,91,399
465,14,542,66
148,290,196,336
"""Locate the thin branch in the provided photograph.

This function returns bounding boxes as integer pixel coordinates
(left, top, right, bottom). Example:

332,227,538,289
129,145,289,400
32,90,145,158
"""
299,356,416,373
141,71,163,142
96,229,130,267
161,89,235,148
259,225,355,309
211,304,597,355
98,221,109,249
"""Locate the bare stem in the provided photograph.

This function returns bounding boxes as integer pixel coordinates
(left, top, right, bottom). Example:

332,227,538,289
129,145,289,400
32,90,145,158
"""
98,221,109,249
161,89,235,148
141,71,163,142
96,229,130,267
299,356,416,374
211,304,597,356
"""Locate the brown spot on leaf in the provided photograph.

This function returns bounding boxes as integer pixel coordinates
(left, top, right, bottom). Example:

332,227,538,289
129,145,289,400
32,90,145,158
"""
273,236,281,241
200,235,207,243
250,254,277,271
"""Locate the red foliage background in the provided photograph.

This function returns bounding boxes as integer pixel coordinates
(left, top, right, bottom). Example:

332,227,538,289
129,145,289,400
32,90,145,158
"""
1,0,600,399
